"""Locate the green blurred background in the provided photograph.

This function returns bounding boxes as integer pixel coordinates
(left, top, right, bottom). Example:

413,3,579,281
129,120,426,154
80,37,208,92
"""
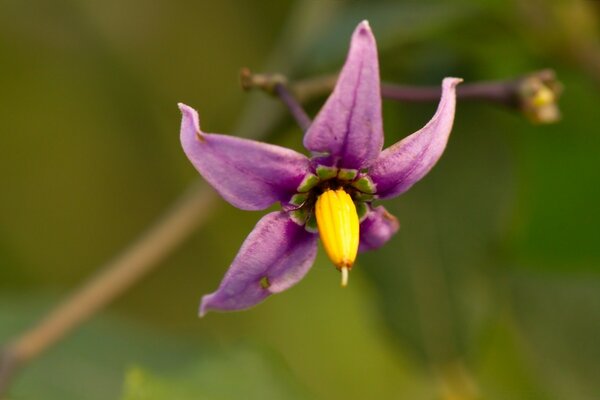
1,0,600,399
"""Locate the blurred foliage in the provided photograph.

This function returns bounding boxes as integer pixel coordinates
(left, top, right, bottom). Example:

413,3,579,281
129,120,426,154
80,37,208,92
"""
0,294,312,400
0,294,206,399
1,0,600,399
121,348,312,400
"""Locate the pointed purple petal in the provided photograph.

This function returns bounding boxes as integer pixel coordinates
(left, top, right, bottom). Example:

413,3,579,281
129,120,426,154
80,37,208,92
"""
359,206,400,252
369,78,461,199
200,212,318,316
303,21,383,169
180,103,311,210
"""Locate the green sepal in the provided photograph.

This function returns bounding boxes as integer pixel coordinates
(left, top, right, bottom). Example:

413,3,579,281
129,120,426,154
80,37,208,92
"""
297,173,319,192
305,213,318,233
290,193,308,207
353,192,375,202
337,168,358,181
355,202,369,222
289,209,308,225
316,165,337,180
351,176,376,194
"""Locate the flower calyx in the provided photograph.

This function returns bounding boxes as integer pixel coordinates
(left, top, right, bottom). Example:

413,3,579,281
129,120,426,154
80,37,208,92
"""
288,167,375,230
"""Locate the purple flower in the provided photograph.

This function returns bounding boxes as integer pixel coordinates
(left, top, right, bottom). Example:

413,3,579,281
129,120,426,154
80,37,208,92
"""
179,21,461,316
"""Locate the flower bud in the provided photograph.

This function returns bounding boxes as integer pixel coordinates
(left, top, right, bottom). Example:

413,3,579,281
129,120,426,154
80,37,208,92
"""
517,70,563,124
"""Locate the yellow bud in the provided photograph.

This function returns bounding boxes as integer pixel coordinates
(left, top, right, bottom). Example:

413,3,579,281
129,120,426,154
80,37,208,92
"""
315,189,360,286
531,85,555,107
517,71,563,124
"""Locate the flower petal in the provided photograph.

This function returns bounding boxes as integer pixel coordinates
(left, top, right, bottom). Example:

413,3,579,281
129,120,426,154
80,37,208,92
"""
303,20,383,170
359,206,400,252
199,212,318,316
369,78,461,199
180,103,311,210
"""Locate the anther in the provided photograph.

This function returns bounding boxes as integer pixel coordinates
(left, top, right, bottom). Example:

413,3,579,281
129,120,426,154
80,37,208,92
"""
315,189,360,284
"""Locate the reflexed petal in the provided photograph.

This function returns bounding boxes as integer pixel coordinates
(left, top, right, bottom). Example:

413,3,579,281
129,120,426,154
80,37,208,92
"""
180,103,311,210
359,206,400,252
199,212,318,316
303,20,383,170
369,78,461,199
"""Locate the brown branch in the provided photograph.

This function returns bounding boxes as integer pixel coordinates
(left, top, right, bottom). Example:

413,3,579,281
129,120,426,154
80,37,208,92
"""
0,181,217,395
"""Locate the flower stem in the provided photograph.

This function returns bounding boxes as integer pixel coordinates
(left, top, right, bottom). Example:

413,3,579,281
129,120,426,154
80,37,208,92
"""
381,80,514,104
274,83,312,132
293,70,556,104
245,69,561,124
241,68,312,132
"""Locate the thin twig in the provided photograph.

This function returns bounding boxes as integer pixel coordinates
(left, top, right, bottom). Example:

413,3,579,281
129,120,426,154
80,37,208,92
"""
0,350,18,396
381,69,559,110
381,81,514,104
290,70,557,105
241,68,312,132
273,83,312,132
0,182,216,394
245,69,562,124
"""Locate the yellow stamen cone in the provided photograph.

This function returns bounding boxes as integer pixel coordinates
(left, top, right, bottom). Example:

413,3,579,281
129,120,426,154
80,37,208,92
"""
315,189,360,286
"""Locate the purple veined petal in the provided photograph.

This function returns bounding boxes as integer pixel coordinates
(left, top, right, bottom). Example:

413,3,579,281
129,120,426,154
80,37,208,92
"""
359,206,400,252
179,103,312,210
303,20,383,170
369,77,462,199
199,212,318,316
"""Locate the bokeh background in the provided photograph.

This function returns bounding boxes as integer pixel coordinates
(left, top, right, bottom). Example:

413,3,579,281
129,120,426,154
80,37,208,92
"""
1,0,600,399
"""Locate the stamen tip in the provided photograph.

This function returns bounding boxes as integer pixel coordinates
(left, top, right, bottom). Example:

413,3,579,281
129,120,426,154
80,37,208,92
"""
341,266,349,287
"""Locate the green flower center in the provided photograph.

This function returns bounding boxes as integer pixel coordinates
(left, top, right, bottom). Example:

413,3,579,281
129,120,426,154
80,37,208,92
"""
287,166,376,232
